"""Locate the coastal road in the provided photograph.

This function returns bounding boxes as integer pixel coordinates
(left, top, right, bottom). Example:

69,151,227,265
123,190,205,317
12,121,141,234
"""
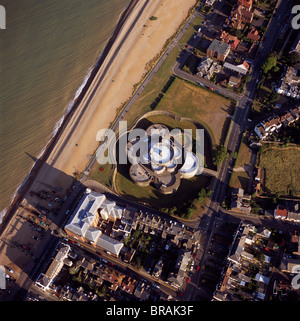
83,2,204,177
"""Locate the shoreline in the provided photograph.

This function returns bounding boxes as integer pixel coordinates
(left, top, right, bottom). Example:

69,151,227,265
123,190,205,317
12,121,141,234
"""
0,0,197,242
0,0,138,231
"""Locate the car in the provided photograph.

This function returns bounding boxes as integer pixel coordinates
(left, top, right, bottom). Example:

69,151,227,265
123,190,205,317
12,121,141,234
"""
265,247,270,252
196,266,200,272
65,210,70,215
209,87,214,91
32,236,39,240
177,291,183,296
153,282,160,289
186,277,190,284
197,82,204,86
247,118,252,122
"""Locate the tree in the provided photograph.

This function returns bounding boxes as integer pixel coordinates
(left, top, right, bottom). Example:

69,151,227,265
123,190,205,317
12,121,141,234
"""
243,74,252,83
261,53,277,74
284,51,300,66
213,145,229,165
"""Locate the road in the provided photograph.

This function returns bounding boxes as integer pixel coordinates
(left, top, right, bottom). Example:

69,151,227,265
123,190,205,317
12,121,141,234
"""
174,0,294,301
9,0,294,302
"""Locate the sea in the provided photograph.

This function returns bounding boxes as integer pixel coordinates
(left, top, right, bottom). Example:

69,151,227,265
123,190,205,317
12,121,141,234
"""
0,0,129,220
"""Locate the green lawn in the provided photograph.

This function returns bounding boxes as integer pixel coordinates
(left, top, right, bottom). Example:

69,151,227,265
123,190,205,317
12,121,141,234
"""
88,162,114,187
123,15,204,129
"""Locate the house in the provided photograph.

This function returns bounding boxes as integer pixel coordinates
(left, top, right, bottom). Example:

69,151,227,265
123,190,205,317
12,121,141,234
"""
246,27,260,42
276,66,300,99
291,106,300,120
205,0,216,6
280,257,300,273
254,115,282,140
134,283,152,301
121,276,138,295
223,60,249,75
229,4,254,29
218,30,240,50
230,188,251,213
228,75,241,87
274,205,288,220
197,59,221,79
167,250,191,288
207,39,231,62
36,243,70,291
237,0,253,10
286,202,300,224
228,225,251,265
280,111,296,127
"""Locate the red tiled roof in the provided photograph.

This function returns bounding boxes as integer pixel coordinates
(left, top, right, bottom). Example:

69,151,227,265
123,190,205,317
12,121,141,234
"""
275,206,288,218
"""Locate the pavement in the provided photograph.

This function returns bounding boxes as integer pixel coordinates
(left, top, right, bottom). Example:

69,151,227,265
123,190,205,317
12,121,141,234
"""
3,0,296,302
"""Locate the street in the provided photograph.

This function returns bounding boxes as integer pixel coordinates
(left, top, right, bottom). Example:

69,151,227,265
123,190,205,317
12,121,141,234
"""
6,0,297,302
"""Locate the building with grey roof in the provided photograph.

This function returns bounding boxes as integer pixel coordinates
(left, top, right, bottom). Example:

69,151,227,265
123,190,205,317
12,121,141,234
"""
207,39,231,62
96,234,124,257
64,191,125,256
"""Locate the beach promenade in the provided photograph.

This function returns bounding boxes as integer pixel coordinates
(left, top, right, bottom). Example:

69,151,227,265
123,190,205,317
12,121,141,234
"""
0,0,197,298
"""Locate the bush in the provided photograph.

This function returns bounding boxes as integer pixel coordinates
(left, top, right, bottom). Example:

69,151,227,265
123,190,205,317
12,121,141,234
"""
213,145,229,165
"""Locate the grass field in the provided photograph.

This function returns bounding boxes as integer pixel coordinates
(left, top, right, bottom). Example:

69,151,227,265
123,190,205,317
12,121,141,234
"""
157,78,234,145
259,146,300,196
230,134,252,191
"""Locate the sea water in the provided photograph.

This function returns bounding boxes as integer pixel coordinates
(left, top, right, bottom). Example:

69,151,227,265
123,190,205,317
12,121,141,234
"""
0,0,129,216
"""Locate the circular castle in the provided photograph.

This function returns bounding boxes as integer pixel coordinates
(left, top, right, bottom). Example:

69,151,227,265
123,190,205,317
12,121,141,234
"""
127,124,199,194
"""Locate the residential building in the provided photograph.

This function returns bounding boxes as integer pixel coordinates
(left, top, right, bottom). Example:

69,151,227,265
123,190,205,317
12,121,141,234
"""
254,115,282,140
64,191,125,257
280,257,300,273
228,75,241,87
274,205,288,220
275,66,300,99
213,223,275,301
223,60,250,75
218,30,240,50
228,225,252,265
274,202,300,224
36,243,70,291
228,4,254,29
230,188,251,213
167,250,191,288
196,56,221,79
237,0,253,10
246,27,260,42
207,39,231,62
205,0,216,6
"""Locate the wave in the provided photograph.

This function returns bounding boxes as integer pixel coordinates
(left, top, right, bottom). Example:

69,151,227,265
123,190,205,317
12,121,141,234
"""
1,0,134,224
0,66,95,224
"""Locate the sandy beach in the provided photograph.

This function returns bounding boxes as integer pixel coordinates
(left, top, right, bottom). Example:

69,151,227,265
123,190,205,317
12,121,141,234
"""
0,0,197,285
